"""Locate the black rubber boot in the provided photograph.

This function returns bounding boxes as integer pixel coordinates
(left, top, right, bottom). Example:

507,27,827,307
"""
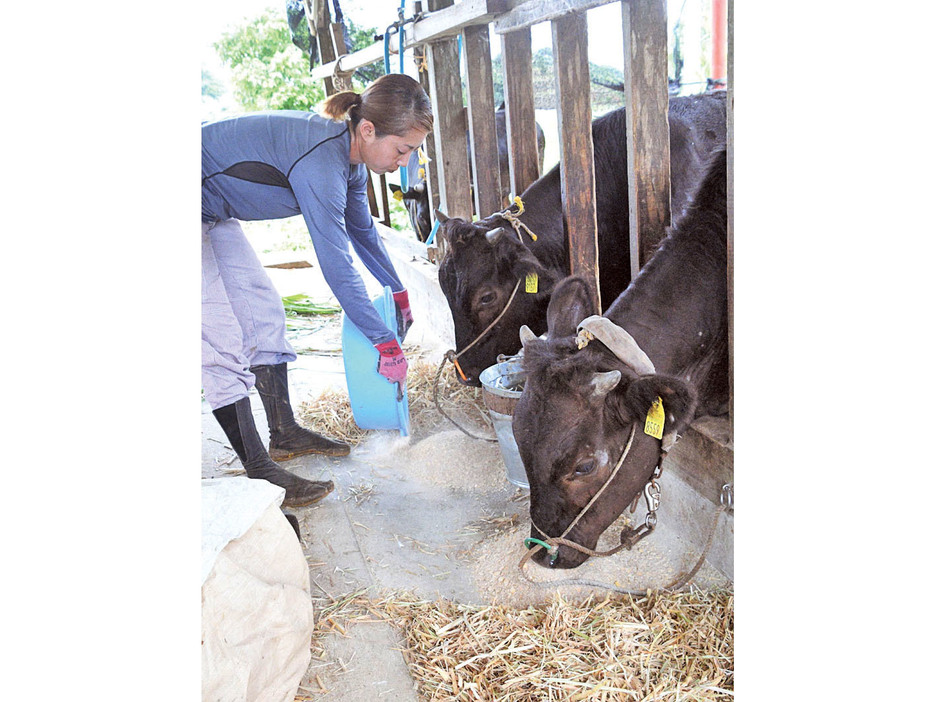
250,363,351,459
213,397,334,508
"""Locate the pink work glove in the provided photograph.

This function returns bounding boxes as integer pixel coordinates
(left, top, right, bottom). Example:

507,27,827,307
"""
375,339,408,384
392,289,414,341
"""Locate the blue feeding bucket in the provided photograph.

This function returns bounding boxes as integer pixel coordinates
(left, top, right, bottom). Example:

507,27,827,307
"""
341,286,410,436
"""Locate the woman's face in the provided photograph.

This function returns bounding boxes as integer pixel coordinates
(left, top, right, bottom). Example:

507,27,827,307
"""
356,121,428,175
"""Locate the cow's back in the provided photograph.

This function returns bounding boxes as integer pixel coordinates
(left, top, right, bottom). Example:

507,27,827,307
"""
669,91,728,154
669,92,727,219
586,95,726,305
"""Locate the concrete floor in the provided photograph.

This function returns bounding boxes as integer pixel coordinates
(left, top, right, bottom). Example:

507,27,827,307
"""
201,224,733,699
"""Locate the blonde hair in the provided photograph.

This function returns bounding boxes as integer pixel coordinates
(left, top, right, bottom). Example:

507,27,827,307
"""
320,73,433,137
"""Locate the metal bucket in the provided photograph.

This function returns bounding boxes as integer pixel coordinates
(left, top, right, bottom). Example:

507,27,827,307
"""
479,358,528,489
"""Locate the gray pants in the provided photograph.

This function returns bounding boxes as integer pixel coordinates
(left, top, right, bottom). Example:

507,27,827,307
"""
202,219,296,410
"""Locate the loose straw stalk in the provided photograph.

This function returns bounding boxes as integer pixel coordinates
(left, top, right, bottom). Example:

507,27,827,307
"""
297,354,490,445
306,588,733,701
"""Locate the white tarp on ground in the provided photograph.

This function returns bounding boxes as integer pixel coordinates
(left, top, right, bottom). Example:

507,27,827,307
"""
201,477,314,702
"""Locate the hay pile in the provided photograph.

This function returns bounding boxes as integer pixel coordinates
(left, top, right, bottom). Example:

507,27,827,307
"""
307,588,733,701
296,354,492,445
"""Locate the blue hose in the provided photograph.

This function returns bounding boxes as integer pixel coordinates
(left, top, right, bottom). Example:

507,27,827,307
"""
384,0,409,191
425,219,440,246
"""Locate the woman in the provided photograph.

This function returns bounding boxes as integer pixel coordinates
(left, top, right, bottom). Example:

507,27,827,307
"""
202,73,432,507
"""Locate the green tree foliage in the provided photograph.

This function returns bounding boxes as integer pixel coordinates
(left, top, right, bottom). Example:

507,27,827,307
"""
488,48,625,110
214,7,325,112
345,17,385,85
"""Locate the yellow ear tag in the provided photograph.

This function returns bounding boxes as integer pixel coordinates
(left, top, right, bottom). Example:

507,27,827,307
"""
392,189,404,202
644,397,665,439
525,272,539,293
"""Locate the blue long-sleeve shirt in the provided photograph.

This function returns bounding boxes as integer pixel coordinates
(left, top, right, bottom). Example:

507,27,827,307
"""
202,110,403,345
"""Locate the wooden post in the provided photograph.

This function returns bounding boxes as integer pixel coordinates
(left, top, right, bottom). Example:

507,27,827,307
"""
727,0,734,426
462,23,502,219
306,0,335,96
328,22,352,92
552,11,600,312
500,28,540,198
621,0,671,279
427,0,472,223
378,174,392,227
414,2,441,238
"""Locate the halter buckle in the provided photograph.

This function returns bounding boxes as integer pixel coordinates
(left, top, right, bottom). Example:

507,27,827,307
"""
644,479,661,514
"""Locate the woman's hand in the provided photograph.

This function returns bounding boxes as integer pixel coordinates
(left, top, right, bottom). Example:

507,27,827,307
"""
393,289,414,340
374,338,408,384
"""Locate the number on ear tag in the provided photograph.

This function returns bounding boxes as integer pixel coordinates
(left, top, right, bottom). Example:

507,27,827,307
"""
525,272,538,293
644,397,665,439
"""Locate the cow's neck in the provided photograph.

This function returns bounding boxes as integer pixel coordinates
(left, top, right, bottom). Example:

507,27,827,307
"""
513,169,567,272
606,227,728,394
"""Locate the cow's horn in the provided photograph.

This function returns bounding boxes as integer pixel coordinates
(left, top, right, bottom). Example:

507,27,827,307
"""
590,370,621,399
434,208,449,223
486,227,506,245
519,324,537,348
576,316,655,375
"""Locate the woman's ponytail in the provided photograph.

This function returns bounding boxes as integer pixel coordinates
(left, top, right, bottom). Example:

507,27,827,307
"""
318,74,432,137
320,90,363,122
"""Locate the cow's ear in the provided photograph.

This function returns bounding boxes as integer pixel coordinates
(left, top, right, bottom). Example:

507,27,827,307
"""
388,183,402,194
623,374,697,440
545,276,596,338
507,247,558,295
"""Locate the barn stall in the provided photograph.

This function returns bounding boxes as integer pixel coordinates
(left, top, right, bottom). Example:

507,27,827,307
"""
201,1,734,699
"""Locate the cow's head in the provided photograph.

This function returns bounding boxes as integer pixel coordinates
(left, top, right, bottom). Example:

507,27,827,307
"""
512,276,697,568
388,181,431,242
437,210,557,385
388,149,432,241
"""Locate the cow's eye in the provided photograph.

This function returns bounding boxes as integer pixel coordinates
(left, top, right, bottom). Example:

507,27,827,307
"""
573,458,597,476
479,291,497,306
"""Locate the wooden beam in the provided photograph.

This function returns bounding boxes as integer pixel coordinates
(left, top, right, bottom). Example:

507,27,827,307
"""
309,0,515,81
501,28,540,197
427,0,473,222
621,0,671,278
462,23,502,218
310,42,386,82
552,11,600,312
411,0,513,41
492,0,616,34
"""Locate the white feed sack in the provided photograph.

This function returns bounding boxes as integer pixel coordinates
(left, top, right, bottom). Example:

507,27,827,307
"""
201,478,314,702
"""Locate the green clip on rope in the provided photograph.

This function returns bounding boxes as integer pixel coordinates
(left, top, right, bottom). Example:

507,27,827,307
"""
524,538,558,565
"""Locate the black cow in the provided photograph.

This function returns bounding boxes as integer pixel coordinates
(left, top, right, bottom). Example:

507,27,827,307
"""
390,106,546,242
388,145,434,242
438,92,727,386
511,146,729,569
